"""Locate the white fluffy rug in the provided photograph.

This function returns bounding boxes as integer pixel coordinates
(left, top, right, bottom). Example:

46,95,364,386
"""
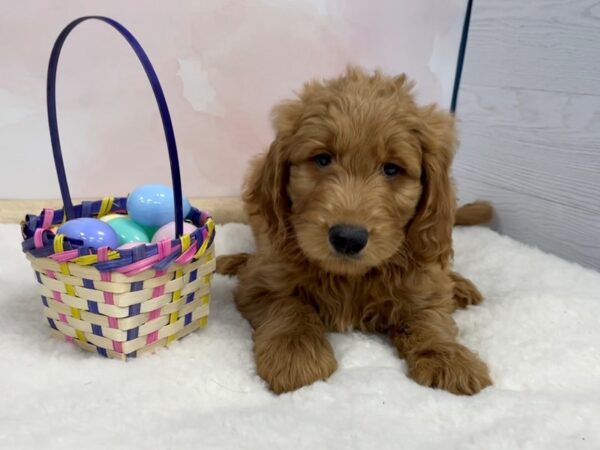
1,223,599,450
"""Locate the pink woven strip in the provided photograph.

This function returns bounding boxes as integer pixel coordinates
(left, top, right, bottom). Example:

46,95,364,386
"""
175,243,197,264
58,313,68,323
148,308,161,320
52,290,62,302
158,240,171,258
47,270,56,279
112,341,123,353
65,336,74,343
42,209,55,229
155,270,166,277
146,330,159,344
100,272,111,282
34,229,44,249
203,211,211,222
107,317,118,328
117,256,172,278
116,255,160,275
103,292,114,305
97,247,108,262
50,249,79,262
152,285,165,298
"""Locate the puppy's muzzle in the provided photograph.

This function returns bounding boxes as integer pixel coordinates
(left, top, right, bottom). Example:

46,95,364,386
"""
328,224,369,256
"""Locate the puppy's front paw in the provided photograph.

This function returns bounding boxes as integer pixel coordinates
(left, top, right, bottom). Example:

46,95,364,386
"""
254,331,337,394
408,342,491,395
451,272,484,309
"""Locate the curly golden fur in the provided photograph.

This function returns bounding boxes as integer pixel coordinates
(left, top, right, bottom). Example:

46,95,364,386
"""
218,67,492,395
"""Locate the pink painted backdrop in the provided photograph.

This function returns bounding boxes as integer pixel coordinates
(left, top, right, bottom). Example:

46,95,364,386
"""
0,0,467,199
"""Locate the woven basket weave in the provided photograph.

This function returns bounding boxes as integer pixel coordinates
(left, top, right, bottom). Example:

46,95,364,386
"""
20,16,215,360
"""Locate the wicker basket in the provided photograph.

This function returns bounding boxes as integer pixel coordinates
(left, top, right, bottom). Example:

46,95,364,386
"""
20,16,215,360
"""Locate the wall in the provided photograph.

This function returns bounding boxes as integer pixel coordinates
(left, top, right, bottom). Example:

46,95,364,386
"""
0,0,466,200
454,0,600,269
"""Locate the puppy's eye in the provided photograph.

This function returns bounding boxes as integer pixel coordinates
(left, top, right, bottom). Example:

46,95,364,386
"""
382,162,404,177
313,153,333,167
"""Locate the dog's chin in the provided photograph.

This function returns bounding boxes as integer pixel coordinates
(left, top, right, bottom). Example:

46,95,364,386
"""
311,253,376,277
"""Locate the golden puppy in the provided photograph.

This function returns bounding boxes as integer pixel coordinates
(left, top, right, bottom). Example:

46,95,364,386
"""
218,67,492,395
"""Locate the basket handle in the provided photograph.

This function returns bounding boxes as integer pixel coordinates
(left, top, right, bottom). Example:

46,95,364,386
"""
47,15,185,237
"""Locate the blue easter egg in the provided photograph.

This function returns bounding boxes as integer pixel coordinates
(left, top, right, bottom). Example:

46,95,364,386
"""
127,184,191,228
57,218,119,249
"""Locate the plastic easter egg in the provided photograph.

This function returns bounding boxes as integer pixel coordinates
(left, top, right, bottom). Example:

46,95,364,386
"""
100,214,156,236
107,217,150,246
57,218,119,249
151,221,197,243
100,213,125,223
127,184,191,228
140,224,158,239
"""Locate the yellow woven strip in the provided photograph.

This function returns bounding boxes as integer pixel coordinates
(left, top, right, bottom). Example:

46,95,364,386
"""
69,307,87,342
166,313,178,345
97,197,114,218
172,277,182,306
166,269,183,344
54,234,65,253
180,233,190,252
201,294,210,305
193,219,214,258
198,316,208,328
73,251,120,266
194,241,208,259
59,262,78,299
65,283,76,296
193,218,215,258
59,262,70,276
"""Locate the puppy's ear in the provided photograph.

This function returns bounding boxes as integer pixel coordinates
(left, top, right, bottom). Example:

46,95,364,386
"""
243,99,303,247
406,105,457,267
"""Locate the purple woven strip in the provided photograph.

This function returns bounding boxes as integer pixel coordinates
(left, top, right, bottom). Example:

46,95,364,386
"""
153,245,182,271
81,201,93,218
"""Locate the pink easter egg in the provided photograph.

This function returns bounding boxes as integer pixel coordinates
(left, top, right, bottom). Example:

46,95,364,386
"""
151,221,197,243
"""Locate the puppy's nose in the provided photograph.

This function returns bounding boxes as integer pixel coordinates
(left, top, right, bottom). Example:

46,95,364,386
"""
328,224,369,256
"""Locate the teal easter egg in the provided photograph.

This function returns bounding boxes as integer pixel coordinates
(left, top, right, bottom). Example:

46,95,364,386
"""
107,217,150,246
140,224,158,238
127,184,191,228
